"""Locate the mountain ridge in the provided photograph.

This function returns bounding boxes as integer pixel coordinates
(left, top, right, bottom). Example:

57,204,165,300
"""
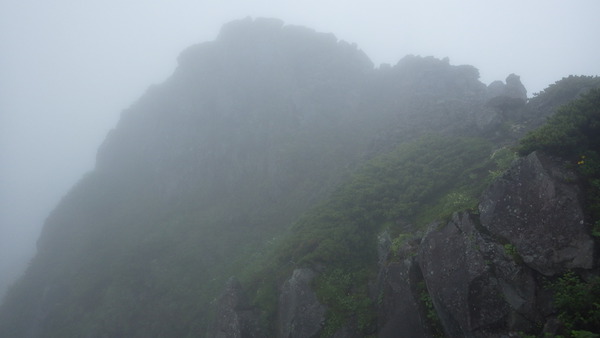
1,17,599,337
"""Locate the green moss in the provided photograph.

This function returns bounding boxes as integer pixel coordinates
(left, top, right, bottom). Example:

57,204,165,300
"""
503,243,521,262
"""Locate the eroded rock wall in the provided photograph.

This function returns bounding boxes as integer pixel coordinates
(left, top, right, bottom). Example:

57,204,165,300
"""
413,152,595,337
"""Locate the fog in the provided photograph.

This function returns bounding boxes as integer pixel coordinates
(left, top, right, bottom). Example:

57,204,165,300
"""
1,0,599,299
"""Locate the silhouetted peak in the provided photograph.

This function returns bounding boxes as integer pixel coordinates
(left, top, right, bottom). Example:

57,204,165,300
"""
177,17,373,76
505,73,527,99
486,73,527,100
395,54,450,68
217,17,284,43
392,55,481,81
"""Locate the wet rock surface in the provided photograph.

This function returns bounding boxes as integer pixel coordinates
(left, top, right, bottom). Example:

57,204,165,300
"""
419,213,511,336
376,240,428,338
213,150,596,337
413,151,595,337
479,151,594,275
278,268,326,338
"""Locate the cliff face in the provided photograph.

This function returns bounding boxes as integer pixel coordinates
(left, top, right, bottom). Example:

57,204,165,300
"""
417,152,594,337
1,17,598,337
209,152,597,337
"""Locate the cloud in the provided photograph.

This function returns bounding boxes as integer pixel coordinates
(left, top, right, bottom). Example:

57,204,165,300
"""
1,0,599,299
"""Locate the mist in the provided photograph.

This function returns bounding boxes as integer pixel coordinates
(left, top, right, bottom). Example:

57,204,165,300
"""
1,0,599,301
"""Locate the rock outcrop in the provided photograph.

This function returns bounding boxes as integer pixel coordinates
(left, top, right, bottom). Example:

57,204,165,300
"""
482,74,528,132
419,212,534,336
206,277,264,338
376,237,429,337
220,149,596,338
486,74,527,101
412,151,595,337
480,151,594,275
278,268,326,338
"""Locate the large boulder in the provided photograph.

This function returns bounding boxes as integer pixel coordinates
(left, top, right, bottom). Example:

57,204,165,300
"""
505,73,527,101
479,151,594,276
419,213,511,337
483,74,528,127
376,235,428,337
278,268,326,337
416,150,595,337
486,74,527,101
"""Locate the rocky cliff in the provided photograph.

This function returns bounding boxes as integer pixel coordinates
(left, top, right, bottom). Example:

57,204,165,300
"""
1,17,599,337
209,151,597,337
417,152,595,336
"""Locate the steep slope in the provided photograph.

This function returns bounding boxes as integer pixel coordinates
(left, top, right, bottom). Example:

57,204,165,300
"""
1,17,598,337
1,18,378,337
209,82,599,337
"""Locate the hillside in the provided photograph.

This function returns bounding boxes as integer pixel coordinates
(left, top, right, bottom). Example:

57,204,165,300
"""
1,18,599,337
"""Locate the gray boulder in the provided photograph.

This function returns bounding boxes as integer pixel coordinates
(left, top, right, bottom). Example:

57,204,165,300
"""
376,234,428,338
278,268,326,337
486,74,527,101
419,213,511,337
377,260,428,337
479,151,594,275
206,277,264,338
415,150,595,337
505,74,527,101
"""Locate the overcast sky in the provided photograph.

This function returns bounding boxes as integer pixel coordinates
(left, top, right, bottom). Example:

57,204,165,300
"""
1,0,599,298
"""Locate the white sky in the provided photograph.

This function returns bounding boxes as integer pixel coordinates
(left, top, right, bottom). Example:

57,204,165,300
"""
1,0,599,298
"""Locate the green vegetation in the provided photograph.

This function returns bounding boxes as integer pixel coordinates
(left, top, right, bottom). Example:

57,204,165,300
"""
278,134,496,266
417,281,444,337
389,233,413,261
519,88,600,158
593,220,600,238
519,87,600,336
519,88,600,234
503,243,518,260
245,134,512,335
315,268,375,336
548,271,600,336
3,23,599,336
488,147,517,180
529,75,600,106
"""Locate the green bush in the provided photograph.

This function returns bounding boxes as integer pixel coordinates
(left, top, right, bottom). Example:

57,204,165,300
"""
548,271,600,334
315,268,375,336
518,88,600,157
245,134,504,335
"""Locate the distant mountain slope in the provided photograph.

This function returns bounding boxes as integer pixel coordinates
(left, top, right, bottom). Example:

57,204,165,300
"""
1,17,598,337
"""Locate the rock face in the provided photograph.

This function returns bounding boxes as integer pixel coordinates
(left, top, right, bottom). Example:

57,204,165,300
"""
413,151,595,337
419,213,534,336
271,149,595,337
505,73,528,100
480,151,594,275
376,239,428,337
206,277,264,338
486,74,527,101
479,74,529,133
278,268,326,338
